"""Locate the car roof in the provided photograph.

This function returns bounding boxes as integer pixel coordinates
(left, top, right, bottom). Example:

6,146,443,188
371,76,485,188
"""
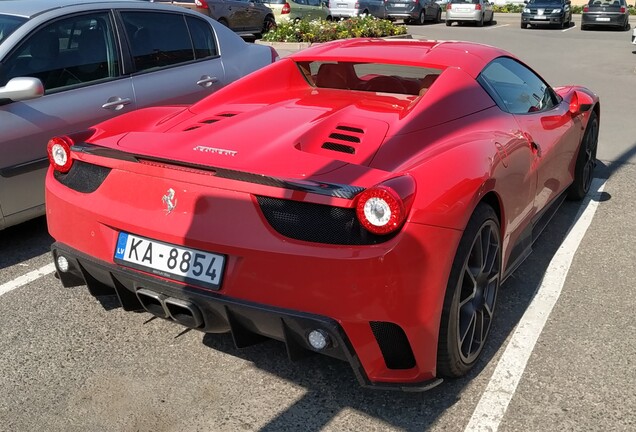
290,38,514,78
0,0,151,18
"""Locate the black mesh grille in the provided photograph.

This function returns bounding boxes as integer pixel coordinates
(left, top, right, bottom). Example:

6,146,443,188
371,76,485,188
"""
256,196,396,245
322,142,356,154
53,161,111,193
336,125,364,134
328,132,360,143
370,321,416,370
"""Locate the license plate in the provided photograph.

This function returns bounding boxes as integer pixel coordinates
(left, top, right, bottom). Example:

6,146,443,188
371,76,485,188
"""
458,8,470,12
534,15,547,19
596,17,611,22
338,3,347,7
393,3,406,7
114,232,225,290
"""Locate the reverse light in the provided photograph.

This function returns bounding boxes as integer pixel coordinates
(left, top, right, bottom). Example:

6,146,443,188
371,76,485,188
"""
47,136,73,173
195,0,209,8
282,2,291,13
308,329,330,350
57,256,70,273
355,176,416,235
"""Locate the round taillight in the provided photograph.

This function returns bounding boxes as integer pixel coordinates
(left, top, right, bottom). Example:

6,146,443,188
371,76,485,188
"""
282,2,291,13
356,186,405,235
47,136,73,173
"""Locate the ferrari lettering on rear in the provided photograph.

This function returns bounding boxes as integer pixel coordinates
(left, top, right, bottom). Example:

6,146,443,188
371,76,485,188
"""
193,145,237,156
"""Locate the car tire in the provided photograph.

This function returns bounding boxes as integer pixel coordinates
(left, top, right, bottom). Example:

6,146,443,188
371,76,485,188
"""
217,18,229,28
581,24,587,30
436,9,442,23
521,22,528,29
437,203,501,378
567,111,598,201
477,12,484,27
562,19,569,29
446,20,452,26
417,10,426,25
262,16,276,35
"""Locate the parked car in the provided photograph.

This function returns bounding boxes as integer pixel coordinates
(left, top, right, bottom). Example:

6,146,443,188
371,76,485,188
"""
46,38,599,390
521,0,572,29
0,0,277,231
445,0,494,27
153,0,277,36
263,0,332,23
581,0,630,31
386,0,442,25
632,25,636,42
328,0,387,19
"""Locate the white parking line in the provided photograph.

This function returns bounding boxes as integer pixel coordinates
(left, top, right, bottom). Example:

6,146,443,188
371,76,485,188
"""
464,178,606,432
485,24,509,30
562,24,576,32
0,263,56,297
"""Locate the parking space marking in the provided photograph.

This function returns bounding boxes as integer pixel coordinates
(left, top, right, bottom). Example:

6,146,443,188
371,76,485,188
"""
562,25,576,32
463,178,606,432
485,24,509,30
0,263,56,297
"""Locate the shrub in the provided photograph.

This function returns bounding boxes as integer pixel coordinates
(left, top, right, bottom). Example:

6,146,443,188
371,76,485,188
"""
262,16,407,43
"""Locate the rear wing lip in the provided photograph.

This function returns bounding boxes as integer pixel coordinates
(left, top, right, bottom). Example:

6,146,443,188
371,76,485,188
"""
71,142,366,200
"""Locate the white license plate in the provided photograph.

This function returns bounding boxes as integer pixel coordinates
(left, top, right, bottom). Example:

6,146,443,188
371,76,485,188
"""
338,3,347,7
114,232,225,290
393,3,406,7
534,15,547,19
596,17,611,22
458,8,470,12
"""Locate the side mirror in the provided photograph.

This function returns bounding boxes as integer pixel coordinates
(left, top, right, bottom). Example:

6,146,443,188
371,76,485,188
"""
0,77,44,102
569,90,594,116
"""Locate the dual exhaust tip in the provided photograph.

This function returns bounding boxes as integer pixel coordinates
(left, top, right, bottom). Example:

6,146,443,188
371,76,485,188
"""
136,288,203,328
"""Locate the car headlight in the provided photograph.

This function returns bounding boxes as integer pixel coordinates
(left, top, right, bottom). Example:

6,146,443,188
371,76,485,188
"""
552,8,562,13
523,8,530,13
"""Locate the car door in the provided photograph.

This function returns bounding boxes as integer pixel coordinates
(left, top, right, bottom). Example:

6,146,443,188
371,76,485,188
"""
121,11,225,107
0,11,135,224
479,57,581,213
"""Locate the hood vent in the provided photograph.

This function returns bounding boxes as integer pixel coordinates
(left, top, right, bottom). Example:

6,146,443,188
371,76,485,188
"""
321,125,364,154
183,112,240,131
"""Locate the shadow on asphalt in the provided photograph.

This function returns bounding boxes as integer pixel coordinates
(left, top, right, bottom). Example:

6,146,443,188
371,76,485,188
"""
0,216,52,271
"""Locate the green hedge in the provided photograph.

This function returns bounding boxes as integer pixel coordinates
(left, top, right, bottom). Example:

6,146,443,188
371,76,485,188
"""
261,16,407,43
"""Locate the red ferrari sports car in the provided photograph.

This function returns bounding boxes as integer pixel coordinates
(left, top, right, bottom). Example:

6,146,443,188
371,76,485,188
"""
45,38,599,391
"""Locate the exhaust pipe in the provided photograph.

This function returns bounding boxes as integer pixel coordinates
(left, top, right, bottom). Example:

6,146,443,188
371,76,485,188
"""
136,288,170,319
136,288,203,328
164,297,203,328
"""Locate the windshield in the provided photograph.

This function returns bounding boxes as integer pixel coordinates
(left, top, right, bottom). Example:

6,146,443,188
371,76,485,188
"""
299,61,442,96
0,15,27,45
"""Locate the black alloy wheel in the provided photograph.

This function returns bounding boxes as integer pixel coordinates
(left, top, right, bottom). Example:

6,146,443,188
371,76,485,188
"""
437,204,501,377
567,111,599,200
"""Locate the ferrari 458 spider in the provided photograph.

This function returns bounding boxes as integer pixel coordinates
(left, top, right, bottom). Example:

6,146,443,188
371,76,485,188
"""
46,38,599,391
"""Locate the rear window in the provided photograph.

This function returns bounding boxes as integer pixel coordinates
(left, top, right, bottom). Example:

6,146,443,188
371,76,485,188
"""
299,61,442,96
587,0,624,6
450,0,481,4
0,15,27,45
263,0,287,4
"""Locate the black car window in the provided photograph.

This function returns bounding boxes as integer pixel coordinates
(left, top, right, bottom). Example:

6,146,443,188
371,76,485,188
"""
122,11,198,72
0,15,27,45
186,16,218,59
1,12,119,91
478,57,558,115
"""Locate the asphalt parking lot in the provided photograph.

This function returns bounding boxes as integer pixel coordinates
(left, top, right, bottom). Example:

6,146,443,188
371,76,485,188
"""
1,13,635,432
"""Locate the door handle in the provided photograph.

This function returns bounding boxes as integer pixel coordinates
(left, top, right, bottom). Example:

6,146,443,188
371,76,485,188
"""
101,97,132,110
522,132,542,157
197,76,219,88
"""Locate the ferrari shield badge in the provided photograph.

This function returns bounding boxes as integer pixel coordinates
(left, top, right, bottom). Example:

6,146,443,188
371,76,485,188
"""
162,188,177,214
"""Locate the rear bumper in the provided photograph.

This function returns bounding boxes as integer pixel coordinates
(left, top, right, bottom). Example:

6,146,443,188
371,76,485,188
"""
581,13,627,27
51,242,443,392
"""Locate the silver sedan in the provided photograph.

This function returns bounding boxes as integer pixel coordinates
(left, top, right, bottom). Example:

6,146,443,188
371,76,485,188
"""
445,0,494,26
0,0,277,231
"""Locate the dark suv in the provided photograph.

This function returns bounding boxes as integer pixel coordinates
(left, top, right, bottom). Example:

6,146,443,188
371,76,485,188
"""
521,0,572,28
